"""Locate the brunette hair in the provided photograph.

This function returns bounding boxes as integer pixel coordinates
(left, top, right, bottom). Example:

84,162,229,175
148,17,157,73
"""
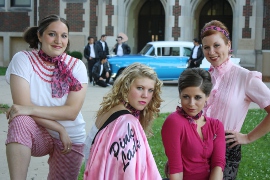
96,63,163,135
23,14,70,51
200,20,230,45
101,34,106,38
87,36,94,41
178,68,212,96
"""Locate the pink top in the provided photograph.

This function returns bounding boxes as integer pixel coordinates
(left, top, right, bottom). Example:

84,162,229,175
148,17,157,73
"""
161,111,225,180
84,113,162,180
204,60,270,131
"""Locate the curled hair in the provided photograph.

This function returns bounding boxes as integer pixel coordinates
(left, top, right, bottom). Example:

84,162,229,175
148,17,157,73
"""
178,68,212,96
201,20,230,45
23,14,70,51
97,63,163,135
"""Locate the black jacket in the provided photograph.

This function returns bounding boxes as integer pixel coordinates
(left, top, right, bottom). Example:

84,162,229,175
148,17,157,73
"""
84,43,99,60
113,43,131,55
92,61,110,81
189,45,204,64
95,40,109,57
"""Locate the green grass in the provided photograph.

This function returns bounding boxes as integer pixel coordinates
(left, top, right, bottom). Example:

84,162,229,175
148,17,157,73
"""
78,109,270,180
0,104,9,114
0,66,7,75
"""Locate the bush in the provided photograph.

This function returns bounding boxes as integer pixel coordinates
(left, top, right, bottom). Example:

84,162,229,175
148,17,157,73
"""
67,51,83,60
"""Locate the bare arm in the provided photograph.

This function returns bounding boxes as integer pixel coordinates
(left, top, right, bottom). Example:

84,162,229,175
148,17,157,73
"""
209,167,223,180
33,117,71,154
226,105,270,147
169,173,183,180
9,74,87,121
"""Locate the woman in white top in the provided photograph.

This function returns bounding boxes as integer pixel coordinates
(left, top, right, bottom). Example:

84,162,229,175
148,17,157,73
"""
5,14,88,180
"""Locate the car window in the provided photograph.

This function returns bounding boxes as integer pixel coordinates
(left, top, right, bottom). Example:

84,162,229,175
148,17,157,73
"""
171,47,180,56
149,47,155,56
139,44,153,55
183,47,192,57
157,47,180,56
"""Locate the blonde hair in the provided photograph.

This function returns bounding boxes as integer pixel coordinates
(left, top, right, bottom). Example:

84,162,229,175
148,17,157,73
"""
96,63,163,135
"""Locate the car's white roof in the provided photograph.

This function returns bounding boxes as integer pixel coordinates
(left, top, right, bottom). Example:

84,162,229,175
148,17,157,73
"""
147,41,194,47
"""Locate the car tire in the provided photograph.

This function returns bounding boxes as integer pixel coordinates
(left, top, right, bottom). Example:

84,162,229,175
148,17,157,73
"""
115,68,125,80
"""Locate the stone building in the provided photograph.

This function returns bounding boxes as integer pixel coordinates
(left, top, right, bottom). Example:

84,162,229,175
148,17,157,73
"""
0,0,270,79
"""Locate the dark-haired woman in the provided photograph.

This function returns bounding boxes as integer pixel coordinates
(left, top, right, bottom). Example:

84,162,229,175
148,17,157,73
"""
161,68,225,180
5,14,88,179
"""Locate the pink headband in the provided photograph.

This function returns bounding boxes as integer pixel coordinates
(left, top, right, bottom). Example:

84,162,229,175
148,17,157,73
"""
201,26,230,40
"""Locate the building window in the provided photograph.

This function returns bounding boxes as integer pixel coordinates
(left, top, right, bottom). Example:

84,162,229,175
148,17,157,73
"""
62,0,86,2
11,0,31,7
0,0,4,7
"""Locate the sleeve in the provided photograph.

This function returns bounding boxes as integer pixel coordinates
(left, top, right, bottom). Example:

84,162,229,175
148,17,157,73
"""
72,59,88,84
5,51,32,84
210,119,226,171
113,44,117,54
84,45,89,60
161,113,183,174
245,71,270,109
197,46,204,63
126,44,131,54
105,43,109,55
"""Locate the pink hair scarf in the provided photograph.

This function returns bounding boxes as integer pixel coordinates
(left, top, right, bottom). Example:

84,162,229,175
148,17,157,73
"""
201,26,230,40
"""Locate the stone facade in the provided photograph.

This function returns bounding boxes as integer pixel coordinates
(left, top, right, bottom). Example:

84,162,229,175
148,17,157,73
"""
0,0,269,78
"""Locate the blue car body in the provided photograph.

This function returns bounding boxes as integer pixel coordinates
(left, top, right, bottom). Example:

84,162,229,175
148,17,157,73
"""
108,41,240,81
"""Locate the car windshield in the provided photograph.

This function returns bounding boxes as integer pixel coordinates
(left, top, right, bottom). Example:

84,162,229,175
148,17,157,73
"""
139,44,153,55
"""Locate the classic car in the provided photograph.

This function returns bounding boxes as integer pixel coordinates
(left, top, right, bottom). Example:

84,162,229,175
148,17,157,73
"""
108,41,240,81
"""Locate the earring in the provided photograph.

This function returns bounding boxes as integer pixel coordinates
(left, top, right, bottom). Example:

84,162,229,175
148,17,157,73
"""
178,99,181,105
204,101,208,108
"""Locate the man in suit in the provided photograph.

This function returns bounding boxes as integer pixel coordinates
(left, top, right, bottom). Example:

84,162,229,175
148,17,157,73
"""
113,36,131,56
188,38,204,68
84,36,99,83
92,55,111,87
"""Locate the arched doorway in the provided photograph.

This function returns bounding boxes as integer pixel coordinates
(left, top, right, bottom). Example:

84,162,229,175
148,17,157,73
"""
199,0,233,40
137,0,165,53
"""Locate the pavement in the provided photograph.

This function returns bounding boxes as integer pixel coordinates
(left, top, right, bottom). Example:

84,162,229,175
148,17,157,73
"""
0,75,268,179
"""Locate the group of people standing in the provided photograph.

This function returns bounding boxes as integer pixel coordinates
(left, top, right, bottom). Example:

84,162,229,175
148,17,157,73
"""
4,13,270,180
83,35,111,87
83,34,131,87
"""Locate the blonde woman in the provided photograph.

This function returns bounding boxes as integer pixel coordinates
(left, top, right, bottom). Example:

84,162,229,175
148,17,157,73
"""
84,63,163,180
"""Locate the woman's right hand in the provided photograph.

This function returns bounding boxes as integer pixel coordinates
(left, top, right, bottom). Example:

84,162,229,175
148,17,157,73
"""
6,104,33,123
59,129,72,154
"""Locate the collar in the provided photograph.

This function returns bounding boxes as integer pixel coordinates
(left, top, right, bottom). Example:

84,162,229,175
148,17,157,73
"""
209,58,233,76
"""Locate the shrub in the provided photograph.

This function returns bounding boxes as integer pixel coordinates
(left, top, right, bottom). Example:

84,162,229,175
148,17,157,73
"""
67,51,83,60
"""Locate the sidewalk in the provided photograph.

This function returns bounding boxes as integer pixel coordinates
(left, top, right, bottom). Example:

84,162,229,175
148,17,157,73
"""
0,75,268,179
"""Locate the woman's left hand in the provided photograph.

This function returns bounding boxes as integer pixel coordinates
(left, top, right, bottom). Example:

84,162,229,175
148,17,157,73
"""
225,130,251,148
59,130,72,154
6,104,32,123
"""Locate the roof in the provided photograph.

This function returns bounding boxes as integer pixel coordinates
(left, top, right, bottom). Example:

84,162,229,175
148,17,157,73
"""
146,41,194,47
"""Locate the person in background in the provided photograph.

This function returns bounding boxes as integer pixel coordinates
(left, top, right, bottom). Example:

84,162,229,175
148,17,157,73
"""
161,68,225,180
188,38,204,68
5,14,88,180
201,20,270,180
113,36,131,56
84,36,99,84
96,34,109,57
84,63,163,180
92,55,111,87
